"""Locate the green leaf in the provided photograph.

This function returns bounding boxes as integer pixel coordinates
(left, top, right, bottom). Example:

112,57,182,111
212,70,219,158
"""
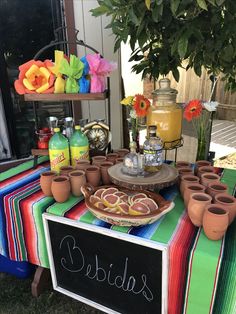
170,0,180,15
178,36,188,58
221,44,234,62
145,0,151,10
138,29,147,48
172,68,180,82
207,0,216,5
216,0,225,6
194,63,202,77
90,5,110,17
129,7,139,25
197,0,208,10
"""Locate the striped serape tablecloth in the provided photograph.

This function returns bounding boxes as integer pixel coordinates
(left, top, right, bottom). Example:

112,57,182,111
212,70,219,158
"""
0,156,49,257
0,161,235,313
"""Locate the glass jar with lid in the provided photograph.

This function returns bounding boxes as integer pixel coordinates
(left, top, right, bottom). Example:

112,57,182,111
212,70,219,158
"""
146,78,182,149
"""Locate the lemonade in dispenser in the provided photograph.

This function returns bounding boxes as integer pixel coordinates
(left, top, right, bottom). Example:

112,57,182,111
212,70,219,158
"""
147,78,182,149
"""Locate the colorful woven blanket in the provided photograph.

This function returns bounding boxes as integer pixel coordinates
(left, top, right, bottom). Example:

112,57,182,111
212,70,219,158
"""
0,161,235,313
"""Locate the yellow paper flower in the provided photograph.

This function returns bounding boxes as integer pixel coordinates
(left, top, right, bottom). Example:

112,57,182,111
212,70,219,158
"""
120,96,134,105
48,50,66,94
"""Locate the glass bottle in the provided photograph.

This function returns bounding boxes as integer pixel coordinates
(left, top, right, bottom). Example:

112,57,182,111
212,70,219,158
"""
147,78,182,149
122,142,139,176
143,125,163,173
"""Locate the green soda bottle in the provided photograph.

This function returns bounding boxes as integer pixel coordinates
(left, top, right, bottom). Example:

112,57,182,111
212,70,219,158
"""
70,125,89,166
49,128,70,172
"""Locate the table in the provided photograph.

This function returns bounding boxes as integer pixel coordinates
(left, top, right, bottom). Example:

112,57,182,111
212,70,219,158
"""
0,160,235,313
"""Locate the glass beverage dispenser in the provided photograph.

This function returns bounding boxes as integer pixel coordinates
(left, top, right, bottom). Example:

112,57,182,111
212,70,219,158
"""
147,78,182,149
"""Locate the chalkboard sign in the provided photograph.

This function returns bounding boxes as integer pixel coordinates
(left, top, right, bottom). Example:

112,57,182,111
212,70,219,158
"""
43,214,168,314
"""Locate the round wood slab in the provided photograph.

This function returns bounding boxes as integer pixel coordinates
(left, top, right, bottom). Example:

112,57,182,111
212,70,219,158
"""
108,163,179,191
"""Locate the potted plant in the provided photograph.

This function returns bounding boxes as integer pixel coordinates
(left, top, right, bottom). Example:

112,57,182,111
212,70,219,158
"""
91,0,236,91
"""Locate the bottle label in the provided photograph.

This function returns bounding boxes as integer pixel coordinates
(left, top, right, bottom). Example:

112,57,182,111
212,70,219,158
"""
49,149,70,172
70,146,89,166
143,149,162,166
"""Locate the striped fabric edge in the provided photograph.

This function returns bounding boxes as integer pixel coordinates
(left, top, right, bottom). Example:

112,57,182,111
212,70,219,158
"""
168,212,197,314
4,180,40,260
183,168,234,314
0,157,49,182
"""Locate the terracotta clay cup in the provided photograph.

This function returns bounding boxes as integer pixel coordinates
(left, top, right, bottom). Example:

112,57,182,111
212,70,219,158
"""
176,161,191,169
183,183,206,207
180,174,200,197
40,171,57,196
69,170,86,197
197,165,215,178
100,161,114,185
214,193,236,225
115,157,124,164
51,176,71,203
206,182,228,199
203,204,229,240
195,160,211,175
106,153,119,164
188,193,212,227
116,148,129,158
200,173,220,187
75,159,91,171
92,156,107,167
85,165,101,187
59,165,74,177
178,167,194,178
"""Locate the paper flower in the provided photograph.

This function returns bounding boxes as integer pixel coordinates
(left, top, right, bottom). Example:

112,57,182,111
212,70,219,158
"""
59,54,84,93
48,50,66,94
14,60,55,94
78,56,90,93
86,54,117,93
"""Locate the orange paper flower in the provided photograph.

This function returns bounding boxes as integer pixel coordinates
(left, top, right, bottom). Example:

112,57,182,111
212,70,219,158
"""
133,94,150,117
14,60,55,94
184,99,203,122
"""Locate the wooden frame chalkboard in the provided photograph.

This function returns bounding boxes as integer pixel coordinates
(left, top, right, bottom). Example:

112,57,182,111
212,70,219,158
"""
43,213,168,314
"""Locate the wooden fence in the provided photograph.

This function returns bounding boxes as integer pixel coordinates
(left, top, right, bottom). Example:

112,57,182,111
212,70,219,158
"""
144,65,236,121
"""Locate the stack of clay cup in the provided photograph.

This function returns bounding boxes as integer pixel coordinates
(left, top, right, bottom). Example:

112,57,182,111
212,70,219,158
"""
40,149,129,203
40,165,86,203
177,160,236,241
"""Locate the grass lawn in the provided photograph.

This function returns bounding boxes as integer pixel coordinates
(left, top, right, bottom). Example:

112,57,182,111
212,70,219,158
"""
0,273,103,314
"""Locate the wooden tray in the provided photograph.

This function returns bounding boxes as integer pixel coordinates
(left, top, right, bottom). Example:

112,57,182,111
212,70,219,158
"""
81,184,174,227
108,163,179,191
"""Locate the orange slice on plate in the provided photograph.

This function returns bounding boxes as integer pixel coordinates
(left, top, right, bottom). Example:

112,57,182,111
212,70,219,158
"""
89,195,101,205
131,193,147,204
129,202,150,215
101,187,119,199
117,202,129,215
102,194,120,208
138,198,158,211
94,188,106,198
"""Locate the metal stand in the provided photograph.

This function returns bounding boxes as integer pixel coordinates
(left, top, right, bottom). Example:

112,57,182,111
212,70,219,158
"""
163,137,184,162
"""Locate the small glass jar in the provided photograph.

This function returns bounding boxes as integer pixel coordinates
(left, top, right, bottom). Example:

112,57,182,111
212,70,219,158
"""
143,125,163,173
122,142,139,176
147,78,182,149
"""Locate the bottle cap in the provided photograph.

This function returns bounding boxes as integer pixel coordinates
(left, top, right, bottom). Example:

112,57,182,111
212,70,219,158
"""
75,125,81,130
54,128,60,132
129,141,137,149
